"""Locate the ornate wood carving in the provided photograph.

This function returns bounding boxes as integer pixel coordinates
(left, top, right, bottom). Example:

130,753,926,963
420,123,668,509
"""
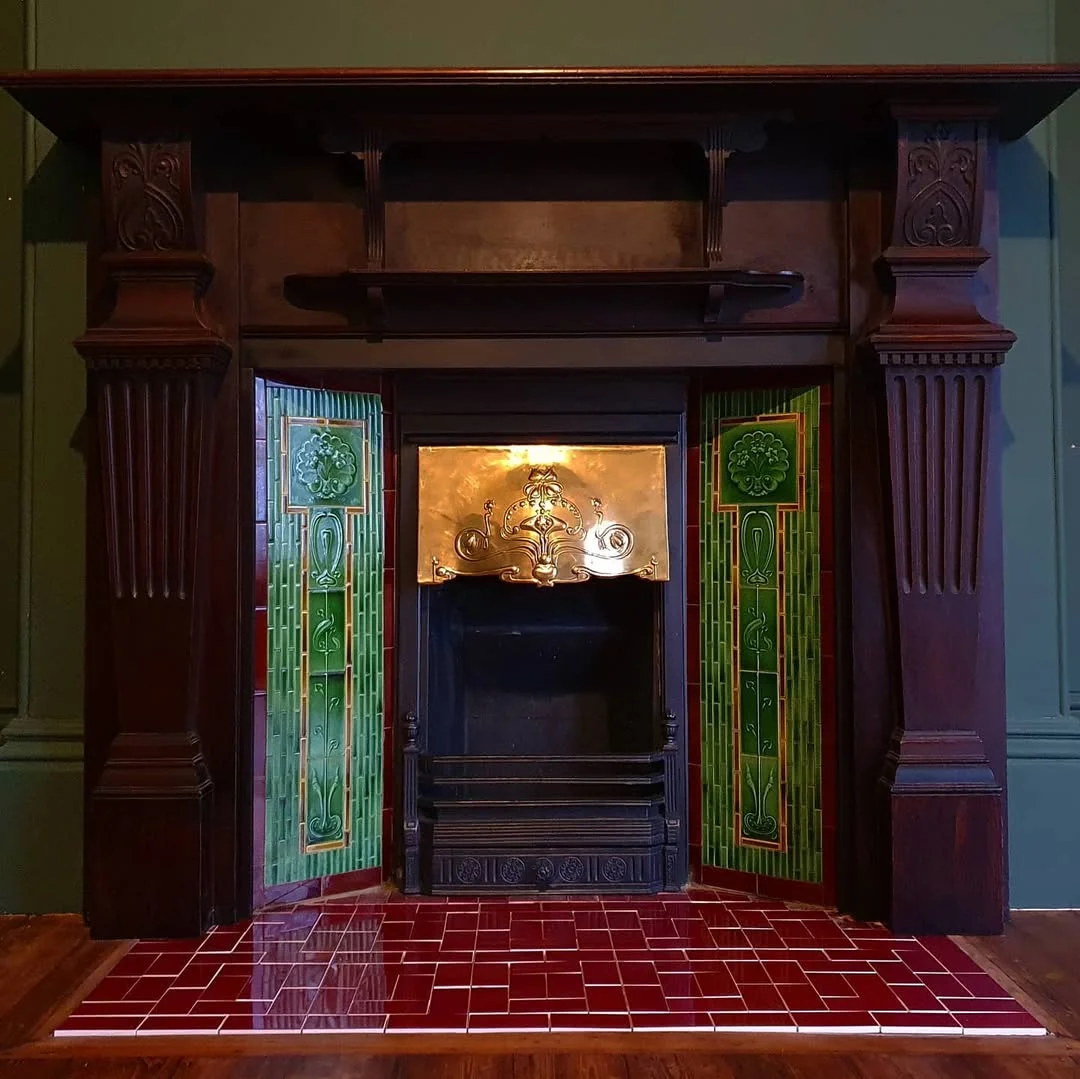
352,132,386,334
77,138,231,938
698,121,769,324
897,122,980,249
105,141,197,252
359,132,385,270
704,126,726,267
871,111,1012,934
703,126,728,323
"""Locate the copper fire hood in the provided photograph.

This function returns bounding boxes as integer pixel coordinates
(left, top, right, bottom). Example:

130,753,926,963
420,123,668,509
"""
417,445,670,587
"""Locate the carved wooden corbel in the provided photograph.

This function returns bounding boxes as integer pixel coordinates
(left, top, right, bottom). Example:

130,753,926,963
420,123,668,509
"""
870,112,1013,935
75,136,231,939
699,120,770,324
351,131,386,336
702,126,728,322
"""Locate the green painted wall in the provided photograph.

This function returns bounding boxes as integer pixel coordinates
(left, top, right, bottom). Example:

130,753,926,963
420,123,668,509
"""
1,0,1074,911
1007,0,1080,910
27,0,1054,68
0,0,21,718
0,0,85,915
1056,0,1080,715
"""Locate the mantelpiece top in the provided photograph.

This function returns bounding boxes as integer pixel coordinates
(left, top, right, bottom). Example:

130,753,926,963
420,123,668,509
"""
2,64,1079,144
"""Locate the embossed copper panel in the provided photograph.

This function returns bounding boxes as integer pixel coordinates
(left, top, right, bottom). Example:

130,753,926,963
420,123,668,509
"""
417,445,669,587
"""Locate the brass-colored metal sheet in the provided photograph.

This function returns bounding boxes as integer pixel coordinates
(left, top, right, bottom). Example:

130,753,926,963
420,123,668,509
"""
417,444,669,587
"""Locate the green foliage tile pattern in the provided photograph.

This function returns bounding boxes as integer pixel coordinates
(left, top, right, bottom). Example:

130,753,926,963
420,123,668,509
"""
265,384,384,887
700,387,823,883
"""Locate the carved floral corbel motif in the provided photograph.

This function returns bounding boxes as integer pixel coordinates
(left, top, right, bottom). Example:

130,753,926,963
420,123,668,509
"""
897,121,981,249
106,141,198,252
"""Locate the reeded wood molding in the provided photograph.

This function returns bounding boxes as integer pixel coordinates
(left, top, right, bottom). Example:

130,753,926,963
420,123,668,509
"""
77,254,230,604
353,132,386,333
93,367,214,602
357,132,385,271
703,126,726,269
883,365,991,599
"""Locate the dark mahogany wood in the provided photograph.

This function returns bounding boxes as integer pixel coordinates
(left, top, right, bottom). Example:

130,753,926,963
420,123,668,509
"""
74,137,232,939
3,66,1080,143
870,114,1014,935
2,66,1077,939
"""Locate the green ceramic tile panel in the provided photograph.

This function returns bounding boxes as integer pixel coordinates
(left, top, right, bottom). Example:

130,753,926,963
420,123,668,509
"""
700,387,822,883
265,384,385,886
736,502,782,846
307,671,348,846
309,509,348,589
719,419,800,507
288,424,369,509
308,589,347,675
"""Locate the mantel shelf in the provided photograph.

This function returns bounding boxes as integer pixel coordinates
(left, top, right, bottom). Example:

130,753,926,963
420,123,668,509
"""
286,267,802,289
3,65,1080,145
284,266,804,331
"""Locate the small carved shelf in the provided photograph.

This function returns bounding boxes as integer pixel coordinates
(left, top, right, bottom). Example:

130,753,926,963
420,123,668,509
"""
284,266,804,333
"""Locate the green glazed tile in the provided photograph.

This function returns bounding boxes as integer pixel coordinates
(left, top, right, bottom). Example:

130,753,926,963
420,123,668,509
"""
699,386,824,884
264,384,385,887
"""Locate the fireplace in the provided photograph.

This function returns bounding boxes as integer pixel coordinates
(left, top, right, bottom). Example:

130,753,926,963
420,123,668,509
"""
4,63,1079,941
396,383,688,894
414,573,674,893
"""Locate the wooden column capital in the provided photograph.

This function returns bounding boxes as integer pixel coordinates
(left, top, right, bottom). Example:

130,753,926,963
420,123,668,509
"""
868,106,1010,935
75,135,232,939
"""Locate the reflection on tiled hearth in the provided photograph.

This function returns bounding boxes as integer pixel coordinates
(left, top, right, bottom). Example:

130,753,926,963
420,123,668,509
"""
55,888,1044,1037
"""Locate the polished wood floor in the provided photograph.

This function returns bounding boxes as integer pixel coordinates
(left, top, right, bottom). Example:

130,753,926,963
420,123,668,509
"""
1,911,1078,1077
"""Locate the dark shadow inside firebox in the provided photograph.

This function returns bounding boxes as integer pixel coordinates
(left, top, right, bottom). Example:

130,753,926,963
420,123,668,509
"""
425,575,660,759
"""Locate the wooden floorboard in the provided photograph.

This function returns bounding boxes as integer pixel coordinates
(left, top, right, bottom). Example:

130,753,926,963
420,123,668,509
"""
961,911,1080,1040
1,911,1078,1077
3,1049,1080,1078
0,914,126,1052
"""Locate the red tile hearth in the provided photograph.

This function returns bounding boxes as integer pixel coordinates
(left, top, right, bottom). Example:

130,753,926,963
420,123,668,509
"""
54,889,1043,1038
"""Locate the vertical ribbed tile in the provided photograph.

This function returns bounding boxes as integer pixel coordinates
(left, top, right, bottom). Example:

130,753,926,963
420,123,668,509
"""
700,387,823,884
264,384,385,887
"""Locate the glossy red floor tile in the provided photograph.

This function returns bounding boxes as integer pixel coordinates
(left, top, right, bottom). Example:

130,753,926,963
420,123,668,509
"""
54,888,1044,1038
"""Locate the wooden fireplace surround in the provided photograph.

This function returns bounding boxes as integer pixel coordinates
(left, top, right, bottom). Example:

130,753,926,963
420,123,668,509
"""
3,65,1079,941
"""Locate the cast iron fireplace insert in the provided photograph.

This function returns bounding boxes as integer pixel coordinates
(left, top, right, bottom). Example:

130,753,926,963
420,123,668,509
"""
396,374,689,895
